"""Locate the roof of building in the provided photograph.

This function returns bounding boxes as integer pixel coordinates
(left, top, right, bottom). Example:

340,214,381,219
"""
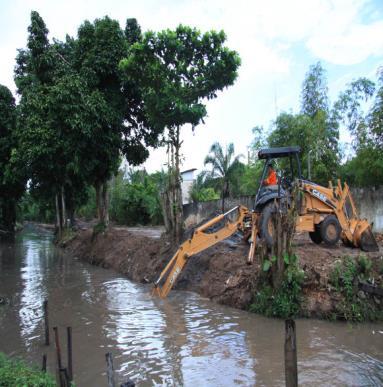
181,168,197,174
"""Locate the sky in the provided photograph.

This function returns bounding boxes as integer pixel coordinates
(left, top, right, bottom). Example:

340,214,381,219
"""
1,0,383,173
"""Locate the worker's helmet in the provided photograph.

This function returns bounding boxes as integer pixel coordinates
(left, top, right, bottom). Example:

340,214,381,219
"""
267,160,274,168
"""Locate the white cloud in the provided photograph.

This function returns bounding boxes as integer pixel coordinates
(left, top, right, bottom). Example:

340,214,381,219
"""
1,0,382,173
308,19,383,65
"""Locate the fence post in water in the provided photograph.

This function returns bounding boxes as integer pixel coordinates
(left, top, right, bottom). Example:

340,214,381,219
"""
43,300,49,345
53,327,65,387
67,327,73,382
42,354,47,372
106,352,116,387
284,319,298,387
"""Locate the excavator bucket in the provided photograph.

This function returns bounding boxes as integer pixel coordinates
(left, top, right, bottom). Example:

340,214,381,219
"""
359,226,379,252
338,182,379,252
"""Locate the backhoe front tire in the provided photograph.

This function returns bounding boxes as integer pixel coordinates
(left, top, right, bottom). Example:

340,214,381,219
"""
260,202,276,249
320,215,341,246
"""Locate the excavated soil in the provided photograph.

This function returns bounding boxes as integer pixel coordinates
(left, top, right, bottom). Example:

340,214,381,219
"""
63,227,383,316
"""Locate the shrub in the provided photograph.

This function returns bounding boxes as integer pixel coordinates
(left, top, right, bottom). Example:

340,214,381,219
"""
329,256,382,322
0,352,56,386
250,254,304,319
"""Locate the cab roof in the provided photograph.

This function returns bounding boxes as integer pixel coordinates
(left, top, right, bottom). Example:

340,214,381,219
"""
258,146,301,159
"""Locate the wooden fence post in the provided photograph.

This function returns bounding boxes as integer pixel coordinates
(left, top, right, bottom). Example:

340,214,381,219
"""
41,354,47,372
43,300,49,345
106,352,115,387
67,327,73,382
284,319,298,387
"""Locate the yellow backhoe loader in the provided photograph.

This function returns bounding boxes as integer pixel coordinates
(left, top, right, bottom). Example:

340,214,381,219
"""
153,146,379,298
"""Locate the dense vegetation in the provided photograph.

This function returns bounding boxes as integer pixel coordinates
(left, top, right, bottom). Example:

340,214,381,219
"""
1,11,239,235
0,353,56,386
0,10,382,235
191,62,383,201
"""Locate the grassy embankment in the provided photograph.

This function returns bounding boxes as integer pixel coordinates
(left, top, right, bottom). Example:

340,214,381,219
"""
0,352,56,386
250,254,383,322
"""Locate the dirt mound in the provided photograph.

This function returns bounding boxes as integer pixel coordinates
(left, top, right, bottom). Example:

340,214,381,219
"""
64,227,383,316
65,228,259,309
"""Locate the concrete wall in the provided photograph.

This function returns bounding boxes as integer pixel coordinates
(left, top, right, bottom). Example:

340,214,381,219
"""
183,187,383,232
183,196,255,228
351,186,383,232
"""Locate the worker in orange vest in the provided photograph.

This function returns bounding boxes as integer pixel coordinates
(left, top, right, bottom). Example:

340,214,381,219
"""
263,162,277,186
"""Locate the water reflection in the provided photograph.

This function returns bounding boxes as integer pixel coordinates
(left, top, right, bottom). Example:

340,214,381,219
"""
19,237,48,345
0,227,382,386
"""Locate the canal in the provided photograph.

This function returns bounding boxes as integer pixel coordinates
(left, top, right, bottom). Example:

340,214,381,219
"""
0,226,382,386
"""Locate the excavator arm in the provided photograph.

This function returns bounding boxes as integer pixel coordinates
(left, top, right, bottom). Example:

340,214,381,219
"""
152,206,251,298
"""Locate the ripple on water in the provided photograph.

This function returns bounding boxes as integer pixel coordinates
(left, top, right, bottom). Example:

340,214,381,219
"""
1,228,382,387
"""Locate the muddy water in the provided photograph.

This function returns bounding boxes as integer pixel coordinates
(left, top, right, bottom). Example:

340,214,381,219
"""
0,226,382,386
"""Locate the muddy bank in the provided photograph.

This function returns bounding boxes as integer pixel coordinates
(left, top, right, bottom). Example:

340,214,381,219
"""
64,227,383,318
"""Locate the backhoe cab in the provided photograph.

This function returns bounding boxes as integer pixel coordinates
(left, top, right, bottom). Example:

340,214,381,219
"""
254,146,301,212
153,146,379,298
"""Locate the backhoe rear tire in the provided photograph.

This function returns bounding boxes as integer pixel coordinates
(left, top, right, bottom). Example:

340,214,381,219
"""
309,225,322,244
320,215,341,246
260,202,276,249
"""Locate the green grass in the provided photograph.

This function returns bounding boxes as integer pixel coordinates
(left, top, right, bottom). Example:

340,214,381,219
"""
0,352,56,386
329,256,383,322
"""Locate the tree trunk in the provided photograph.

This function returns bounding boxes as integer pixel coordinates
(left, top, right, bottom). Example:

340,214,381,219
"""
102,182,110,226
270,191,298,289
95,181,109,226
160,191,172,233
55,193,62,237
95,181,101,220
0,199,16,240
173,126,183,243
61,186,66,229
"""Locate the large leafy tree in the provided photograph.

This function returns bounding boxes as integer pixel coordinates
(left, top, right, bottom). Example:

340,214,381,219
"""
15,12,162,231
268,62,339,185
0,85,25,236
15,12,99,232
73,16,162,225
301,62,329,117
204,142,243,212
335,69,383,186
120,25,240,241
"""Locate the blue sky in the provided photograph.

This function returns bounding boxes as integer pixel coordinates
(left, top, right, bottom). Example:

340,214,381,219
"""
1,0,382,172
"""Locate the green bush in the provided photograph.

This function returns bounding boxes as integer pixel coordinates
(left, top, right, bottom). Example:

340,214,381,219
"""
250,254,304,319
329,256,382,322
357,255,372,277
0,352,56,386
78,169,164,225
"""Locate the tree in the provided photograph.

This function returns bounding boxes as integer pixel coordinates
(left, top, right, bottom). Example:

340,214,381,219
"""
204,142,243,212
369,68,383,150
301,62,329,117
73,16,163,226
15,13,162,233
0,85,25,236
189,172,220,202
335,69,383,186
14,13,112,234
120,25,240,241
267,62,340,185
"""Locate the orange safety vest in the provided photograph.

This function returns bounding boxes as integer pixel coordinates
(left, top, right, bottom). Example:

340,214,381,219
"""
264,169,277,186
